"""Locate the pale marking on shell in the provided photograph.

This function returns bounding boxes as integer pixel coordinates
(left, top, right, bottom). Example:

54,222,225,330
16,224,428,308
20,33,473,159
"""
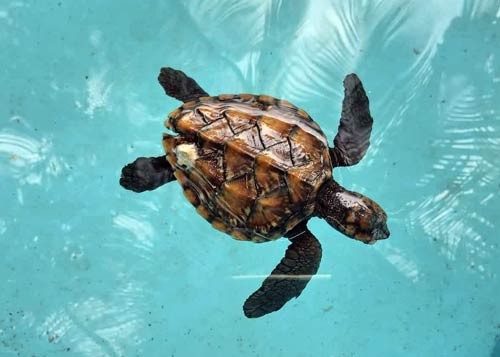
176,143,199,169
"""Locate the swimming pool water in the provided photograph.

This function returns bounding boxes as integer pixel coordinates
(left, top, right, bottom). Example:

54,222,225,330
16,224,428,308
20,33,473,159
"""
1,1,499,356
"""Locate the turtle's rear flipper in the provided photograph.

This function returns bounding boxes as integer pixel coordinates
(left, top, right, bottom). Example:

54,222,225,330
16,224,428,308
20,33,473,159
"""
243,223,322,318
158,67,209,103
120,156,175,193
330,74,373,167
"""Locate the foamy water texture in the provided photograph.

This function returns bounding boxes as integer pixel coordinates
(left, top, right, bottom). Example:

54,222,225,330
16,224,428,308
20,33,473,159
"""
1,1,499,356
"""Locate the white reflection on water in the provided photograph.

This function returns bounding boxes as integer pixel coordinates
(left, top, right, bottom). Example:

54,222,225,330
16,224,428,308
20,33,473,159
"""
37,294,144,357
378,245,422,282
82,69,113,118
0,218,6,235
0,130,49,166
232,274,332,280
113,213,155,253
0,128,69,185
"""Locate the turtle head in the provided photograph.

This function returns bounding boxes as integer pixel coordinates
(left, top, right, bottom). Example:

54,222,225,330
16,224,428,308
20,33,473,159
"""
315,181,389,244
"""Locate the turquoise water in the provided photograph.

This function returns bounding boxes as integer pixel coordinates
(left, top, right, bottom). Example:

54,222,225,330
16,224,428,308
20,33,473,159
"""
1,0,500,356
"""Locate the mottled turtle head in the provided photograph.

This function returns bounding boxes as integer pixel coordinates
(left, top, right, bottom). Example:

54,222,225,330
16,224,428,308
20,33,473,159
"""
315,180,389,244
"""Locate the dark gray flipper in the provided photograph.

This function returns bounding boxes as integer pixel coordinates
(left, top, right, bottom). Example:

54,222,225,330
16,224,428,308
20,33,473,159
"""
120,156,175,192
243,222,322,318
330,74,373,167
158,67,209,103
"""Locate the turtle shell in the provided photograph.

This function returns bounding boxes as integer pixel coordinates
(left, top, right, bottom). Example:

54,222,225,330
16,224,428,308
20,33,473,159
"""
162,94,332,242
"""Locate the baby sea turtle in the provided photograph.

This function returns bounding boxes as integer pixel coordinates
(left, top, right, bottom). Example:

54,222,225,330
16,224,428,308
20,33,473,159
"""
120,67,390,318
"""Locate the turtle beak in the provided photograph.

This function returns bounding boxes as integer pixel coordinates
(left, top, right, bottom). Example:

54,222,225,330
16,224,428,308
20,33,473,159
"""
370,219,390,243
361,204,390,244
374,215,390,239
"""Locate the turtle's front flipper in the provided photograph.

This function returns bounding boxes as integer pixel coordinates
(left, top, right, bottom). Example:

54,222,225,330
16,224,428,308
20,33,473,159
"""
158,67,209,103
120,156,175,192
243,222,322,318
330,74,373,167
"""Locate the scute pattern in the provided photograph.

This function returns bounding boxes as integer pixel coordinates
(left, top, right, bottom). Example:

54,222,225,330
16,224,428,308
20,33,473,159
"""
163,94,332,242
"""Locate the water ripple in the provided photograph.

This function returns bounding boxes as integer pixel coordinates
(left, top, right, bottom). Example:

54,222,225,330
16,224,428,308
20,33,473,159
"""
37,294,144,357
379,244,422,282
0,129,68,185
0,131,48,165
412,50,499,272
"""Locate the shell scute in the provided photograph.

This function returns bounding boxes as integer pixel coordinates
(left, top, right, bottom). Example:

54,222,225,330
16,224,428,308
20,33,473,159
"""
248,188,292,236
232,125,265,151
254,152,288,195
224,139,258,180
286,163,324,205
199,118,234,147
196,106,222,123
238,93,255,102
224,110,256,134
218,94,236,100
260,116,295,138
219,174,257,220
194,151,225,188
175,111,206,138
258,116,297,148
258,95,276,105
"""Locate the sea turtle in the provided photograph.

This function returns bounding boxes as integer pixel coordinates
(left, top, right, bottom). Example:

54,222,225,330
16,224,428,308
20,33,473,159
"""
120,67,390,318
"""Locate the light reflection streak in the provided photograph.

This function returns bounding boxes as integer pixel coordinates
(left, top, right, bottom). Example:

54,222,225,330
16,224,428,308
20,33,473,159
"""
37,294,144,357
84,69,113,118
0,129,69,185
412,63,499,268
113,213,155,253
232,274,332,280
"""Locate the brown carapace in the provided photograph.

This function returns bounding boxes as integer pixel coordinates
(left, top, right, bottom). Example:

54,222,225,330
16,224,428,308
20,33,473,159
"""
163,94,331,242
120,67,390,319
